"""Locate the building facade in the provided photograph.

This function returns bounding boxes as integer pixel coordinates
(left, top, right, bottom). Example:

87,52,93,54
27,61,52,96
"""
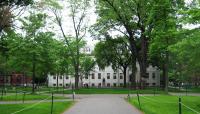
48,46,160,88
48,64,160,88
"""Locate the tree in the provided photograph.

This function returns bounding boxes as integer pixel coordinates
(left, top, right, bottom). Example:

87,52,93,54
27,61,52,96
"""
0,0,33,34
93,0,185,89
18,12,47,93
92,0,165,88
80,56,95,87
46,0,92,89
94,37,132,88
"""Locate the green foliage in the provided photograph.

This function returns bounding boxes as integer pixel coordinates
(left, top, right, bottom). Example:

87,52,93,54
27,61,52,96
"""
80,56,95,77
0,0,33,6
169,29,200,81
94,37,131,70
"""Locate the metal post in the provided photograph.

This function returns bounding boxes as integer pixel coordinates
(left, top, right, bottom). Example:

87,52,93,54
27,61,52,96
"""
128,82,130,100
185,85,188,96
23,92,26,103
137,91,141,110
4,88,6,95
179,97,182,114
72,84,74,101
1,89,3,100
51,92,54,114
15,90,17,101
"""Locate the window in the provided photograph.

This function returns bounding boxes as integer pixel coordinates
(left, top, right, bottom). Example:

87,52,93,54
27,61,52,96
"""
53,76,56,80
92,83,95,87
113,76,117,79
66,76,69,79
152,73,156,79
66,84,69,87
107,73,110,79
120,83,123,87
107,83,110,87
92,73,95,79
113,73,117,79
146,73,149,78
120,73,123,79
59,84,62,86
152,83,156,86
98,73,101,79
53,84,56,86
146,83,149,86
59,76,62,79
98,83,101,87
113,83,117,87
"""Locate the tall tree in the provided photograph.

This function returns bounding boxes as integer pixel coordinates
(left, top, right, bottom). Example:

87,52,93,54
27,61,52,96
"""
94,37,132,88
80,56,95,87
19,12,47,93
93,0,185,88
45,0,92,89
0,0,33,34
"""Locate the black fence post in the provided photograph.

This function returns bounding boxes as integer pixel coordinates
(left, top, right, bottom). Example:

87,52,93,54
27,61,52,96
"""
137,91,141,110
63,86,64,97
15,90,18,101
4,88,6,95
185,85,188,96
22,92,26,103
127,82,130,100
72,84,74,101
1,89,3,100
51,92,54,114
179,97,182,114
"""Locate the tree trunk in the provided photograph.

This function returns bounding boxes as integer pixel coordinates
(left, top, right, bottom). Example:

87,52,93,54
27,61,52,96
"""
139,30,148,89
56,74,59,91
164,51,169,93
123,67,127,88
162,63,166,89
131,60,137,89
74,38,80,89
32,55,36,93
74,66,79,89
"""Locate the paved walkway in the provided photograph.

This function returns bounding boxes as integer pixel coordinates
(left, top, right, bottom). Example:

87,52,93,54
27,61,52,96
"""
63,94,142,114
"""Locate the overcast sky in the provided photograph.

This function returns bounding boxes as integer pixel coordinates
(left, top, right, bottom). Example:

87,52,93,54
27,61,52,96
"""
17,0,198,48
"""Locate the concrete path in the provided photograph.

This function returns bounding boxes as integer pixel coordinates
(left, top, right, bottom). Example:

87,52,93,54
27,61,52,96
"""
63,94,142,114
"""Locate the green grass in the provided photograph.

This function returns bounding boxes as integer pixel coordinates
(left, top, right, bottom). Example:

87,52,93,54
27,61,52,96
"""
0,101,74,114
129,95,200,114
4,86,58,93
169,86,200,93
54,88,167,94
0,94,67,101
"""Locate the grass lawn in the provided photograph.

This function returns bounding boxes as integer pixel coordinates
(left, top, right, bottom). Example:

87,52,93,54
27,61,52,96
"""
169,86,200,93
54,88,167,94
0,94,67,101
129,95,200,114
0,101,74,114
4,86,58,93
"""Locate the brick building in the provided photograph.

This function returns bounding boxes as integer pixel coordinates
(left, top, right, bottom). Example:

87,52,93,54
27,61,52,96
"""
0,73,32,86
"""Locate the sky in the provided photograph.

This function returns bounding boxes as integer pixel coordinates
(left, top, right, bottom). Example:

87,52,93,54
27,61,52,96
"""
17,0,199,48
52,0,198,48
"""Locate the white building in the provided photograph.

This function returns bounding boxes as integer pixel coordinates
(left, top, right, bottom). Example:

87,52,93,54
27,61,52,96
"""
48,64,160,88
48,46,160,87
